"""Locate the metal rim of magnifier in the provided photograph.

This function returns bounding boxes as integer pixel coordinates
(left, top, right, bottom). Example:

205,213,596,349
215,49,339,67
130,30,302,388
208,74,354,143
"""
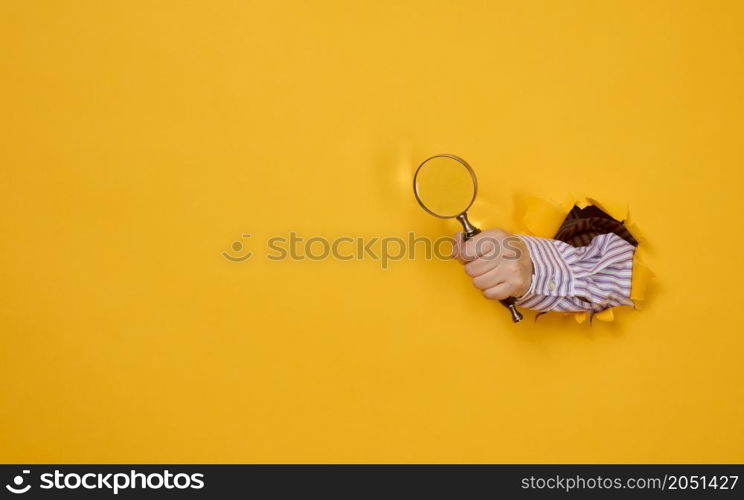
413,154,478,219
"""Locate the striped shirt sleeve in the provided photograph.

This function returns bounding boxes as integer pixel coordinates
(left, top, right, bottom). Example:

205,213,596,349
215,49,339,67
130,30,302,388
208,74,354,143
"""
515,233,635,313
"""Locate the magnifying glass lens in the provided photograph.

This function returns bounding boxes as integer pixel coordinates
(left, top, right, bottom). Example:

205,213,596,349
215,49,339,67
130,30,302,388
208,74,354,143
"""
414,156,476,218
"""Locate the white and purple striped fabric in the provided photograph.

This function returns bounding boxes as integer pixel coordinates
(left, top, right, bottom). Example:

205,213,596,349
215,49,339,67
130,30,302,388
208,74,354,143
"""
516,233,635,313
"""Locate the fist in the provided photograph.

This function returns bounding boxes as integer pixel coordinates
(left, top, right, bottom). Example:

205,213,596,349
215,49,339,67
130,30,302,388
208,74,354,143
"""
452,228,533,300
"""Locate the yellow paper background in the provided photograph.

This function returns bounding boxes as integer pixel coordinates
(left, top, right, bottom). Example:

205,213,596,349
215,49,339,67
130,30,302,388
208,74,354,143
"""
1,0,743,463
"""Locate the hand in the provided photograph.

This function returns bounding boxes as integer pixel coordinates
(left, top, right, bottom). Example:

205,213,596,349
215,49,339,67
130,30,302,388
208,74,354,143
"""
452,228,534,300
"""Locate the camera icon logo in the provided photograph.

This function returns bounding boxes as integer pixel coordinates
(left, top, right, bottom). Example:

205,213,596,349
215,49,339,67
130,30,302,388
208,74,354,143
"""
6,470,31,494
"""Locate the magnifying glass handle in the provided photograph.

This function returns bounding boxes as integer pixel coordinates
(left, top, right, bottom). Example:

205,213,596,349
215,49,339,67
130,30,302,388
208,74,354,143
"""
499,297,523,323
457,213,524,324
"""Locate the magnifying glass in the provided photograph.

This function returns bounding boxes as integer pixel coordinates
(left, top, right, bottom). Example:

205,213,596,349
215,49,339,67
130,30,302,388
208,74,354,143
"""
413,154,523,323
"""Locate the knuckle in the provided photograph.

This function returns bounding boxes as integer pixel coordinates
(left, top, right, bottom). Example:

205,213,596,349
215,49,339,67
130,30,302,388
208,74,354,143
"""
464,262,478,277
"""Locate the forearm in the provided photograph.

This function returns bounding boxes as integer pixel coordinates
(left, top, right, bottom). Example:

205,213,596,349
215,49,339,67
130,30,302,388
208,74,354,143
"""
516,233,635,313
